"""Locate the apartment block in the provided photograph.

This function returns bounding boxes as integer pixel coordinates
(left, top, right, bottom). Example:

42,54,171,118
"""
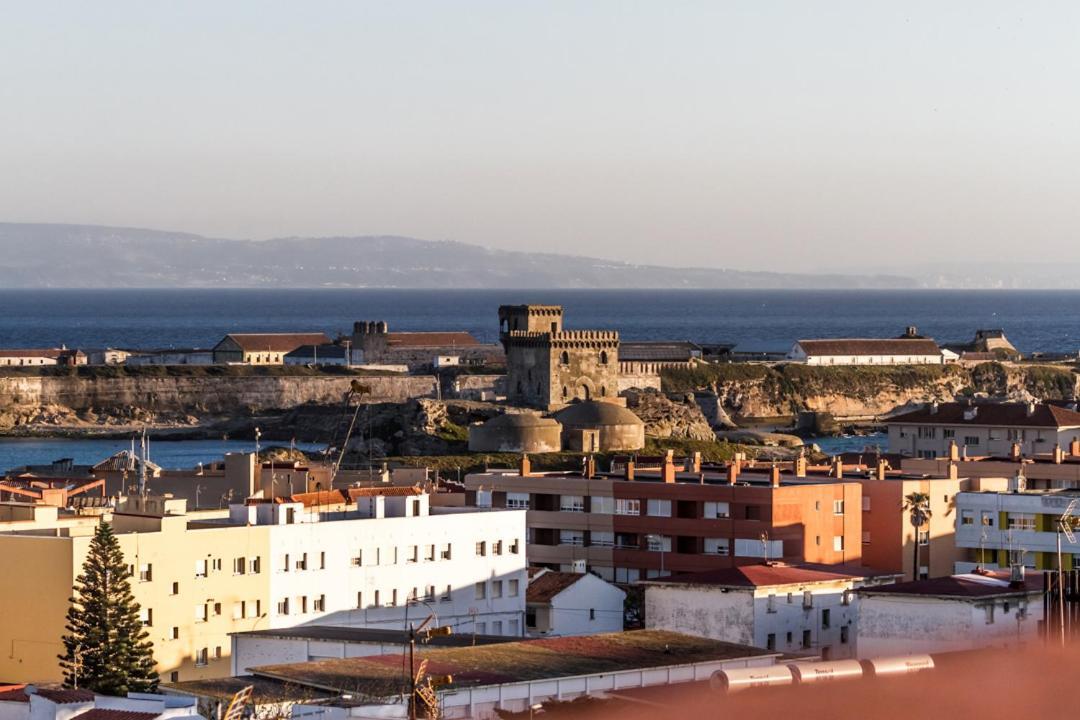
0,490,525,685
954,488,1080,572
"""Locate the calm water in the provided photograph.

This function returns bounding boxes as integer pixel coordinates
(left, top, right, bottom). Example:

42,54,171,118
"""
0,438,325,471
0,288,1078,353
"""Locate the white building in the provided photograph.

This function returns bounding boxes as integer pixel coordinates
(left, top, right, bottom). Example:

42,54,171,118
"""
787,338,943,366
888,401,1080,459
643,563,900,660
0,687,201,720
125,350,214,366
857,570,1044,657
525,570,625,637
953,488,1080,572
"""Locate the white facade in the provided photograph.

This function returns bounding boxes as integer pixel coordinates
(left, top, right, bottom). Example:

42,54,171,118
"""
526,572,625,637
857,585,1043,657
644,574,893,660
889,423,1079,459
0,690,201,720
787,342,943,366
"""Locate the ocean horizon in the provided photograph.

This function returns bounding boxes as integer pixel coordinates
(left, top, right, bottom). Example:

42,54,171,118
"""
1,288,1079,355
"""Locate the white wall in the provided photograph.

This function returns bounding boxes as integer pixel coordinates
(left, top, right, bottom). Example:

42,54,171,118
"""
857,593,1043,657
531,574,625,637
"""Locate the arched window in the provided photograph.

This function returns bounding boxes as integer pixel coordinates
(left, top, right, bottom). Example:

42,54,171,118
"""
562,385,568,399
579,384,591,401
560,351,570,365
600,351,608,364
600,385,607,397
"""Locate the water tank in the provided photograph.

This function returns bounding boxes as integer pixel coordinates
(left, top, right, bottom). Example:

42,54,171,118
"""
788,660,864,685
709,665,794,693
861,655,935,677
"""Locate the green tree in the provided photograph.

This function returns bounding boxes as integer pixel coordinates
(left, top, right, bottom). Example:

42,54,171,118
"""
902,492,933,582
58,522,158,694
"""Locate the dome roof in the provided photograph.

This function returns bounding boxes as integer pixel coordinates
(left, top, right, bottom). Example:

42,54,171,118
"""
484,412,561,429
553,401,643,427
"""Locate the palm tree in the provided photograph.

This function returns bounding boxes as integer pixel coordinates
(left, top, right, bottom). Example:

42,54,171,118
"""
902,492,933,581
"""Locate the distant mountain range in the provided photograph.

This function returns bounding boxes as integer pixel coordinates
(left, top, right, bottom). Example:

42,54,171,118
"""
0,223,919,290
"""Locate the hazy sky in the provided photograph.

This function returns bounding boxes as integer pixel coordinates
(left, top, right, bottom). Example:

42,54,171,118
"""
2,2,1078,272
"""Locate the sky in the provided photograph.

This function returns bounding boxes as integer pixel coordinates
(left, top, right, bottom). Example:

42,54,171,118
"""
1,2,1078,273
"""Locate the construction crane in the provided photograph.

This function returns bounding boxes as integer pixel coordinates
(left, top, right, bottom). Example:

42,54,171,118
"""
327,380,371,485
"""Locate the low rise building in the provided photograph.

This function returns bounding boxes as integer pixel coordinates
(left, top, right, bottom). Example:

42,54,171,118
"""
351,321,500,370
525,569,625,637
125,349,214,367
0,347,86,367
465,456,863,583
211,333,332,365
0,688,201,720
283,344,360,367
0,489,525,685
786,337,942,366
857,570,1044,657
887,401,1080,459
643,563,900,660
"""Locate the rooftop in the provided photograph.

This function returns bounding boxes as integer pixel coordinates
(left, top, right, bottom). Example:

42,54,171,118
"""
795,338,942,357
859,570,1045,599
618,342,701,362
640,563,894,589
553,401,644,427
249,630,773,695
219,333,332,353
162,675,337,704
233,625,513,648
889,402,1080,429
70,711,157,720
526,571,589,603
384,331,479,348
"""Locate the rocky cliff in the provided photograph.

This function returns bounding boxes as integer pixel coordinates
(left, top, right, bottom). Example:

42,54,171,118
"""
663,362,1079,423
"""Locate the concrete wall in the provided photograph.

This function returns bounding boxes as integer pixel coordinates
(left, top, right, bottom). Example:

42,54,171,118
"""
468,423,563,453
533,574,625,637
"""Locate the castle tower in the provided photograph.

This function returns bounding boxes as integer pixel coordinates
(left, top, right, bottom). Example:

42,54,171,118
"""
498,305,619,410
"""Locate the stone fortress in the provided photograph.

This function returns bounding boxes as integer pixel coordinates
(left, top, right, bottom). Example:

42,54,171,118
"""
469,305,647,454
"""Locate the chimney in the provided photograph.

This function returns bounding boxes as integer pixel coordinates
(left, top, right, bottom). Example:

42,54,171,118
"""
584,455,596,479
727,462,739,486
520,454,531,477
1010,442,1022,461
947,461,959,480
948,440,959,462
833,457,844,479
624,460,635,482
876,459,888,481
769,464,781,488
661,453,677,484
691,451,702,474
1072,437,1080,457
1026,401,1037,417
794,451,808,478
1054,444,1065,464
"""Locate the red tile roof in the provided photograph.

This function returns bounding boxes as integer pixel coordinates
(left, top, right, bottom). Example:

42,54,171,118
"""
795,338,941,357
889,402,1080,428
384,332,479,348
219,333,332,353
289,490,349,508
347,486,424,498
0,348,70,358
642,563,892,588
70,710,158,720
859,571,1045,599
527,571,587,603
34,689,95,704
0,689,29,703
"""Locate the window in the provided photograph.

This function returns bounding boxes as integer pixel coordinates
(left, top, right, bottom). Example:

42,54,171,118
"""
139,563,152,582
591,496,615,514
833,500,845,516
646,535,671,552
493,540,504,555
840,626,849,643
509,579,520,597
441,543,453,560
510,539,521,554
704,501,730,519
918,450,936,460
212,602,222,616
833,536,844,552
233,602,245,620
212,558,222,572
614,499,640,516
802,630,812,648
943,429,956,438
766,633,776,651
918,530,930,546
249,557,261,574
918,427,937,439
425,544,436,562
352,550,364,567
233,557,246,575
744,505,762,521
356,591,364,609
171,627,179,640
140,607,153,627
492,581,503,599
424,585,436,602
821,608,831,629
214,646,222,660
441,584,452,601
476,622,487,634
296,553,308,571
561,495,585,512
320,551,326,569
507,492,530,509
195,648,208,667
408,545,418,563
964,436,980,446
171,582,179,595
299,596,309,613
767,594,777,613
314,595,325,612
961,510,974,526
862,497,871,512
475,541,487,557
281,554,290,572
277,598,289,616
373,590,381,607
786,631,793,645
195,559,208,578
704,538,730,556
862,531,871,544
195,604,208,623
475,582,486,600
591,531,615,547
1007,513,1036,531
647,499,672,517
803,591,813,609
170,672,179,683
981,511,996,527
560,530,584,546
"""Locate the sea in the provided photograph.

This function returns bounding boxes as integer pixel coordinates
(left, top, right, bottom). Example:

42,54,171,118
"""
1,288,1077,467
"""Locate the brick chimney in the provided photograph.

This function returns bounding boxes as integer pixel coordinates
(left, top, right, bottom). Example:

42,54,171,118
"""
520,454,531,477
770,464,781,487
1072,437,1080,457
948,461,959,480
727,462,739,485
661,453,677,484
584,455,596,479
876,459,888,481
691,451,702,474
948,440,959,462
1054,444,1065,464
794,451,808,478
833,457,844,479
624,460,635,481
1010,442,1022,461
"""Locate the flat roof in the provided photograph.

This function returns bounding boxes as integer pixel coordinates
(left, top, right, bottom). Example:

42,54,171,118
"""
859,571,1045,599
249,630,774,696
232,625,513,648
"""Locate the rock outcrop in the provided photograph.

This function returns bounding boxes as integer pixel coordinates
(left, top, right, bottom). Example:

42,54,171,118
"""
624,388,716,441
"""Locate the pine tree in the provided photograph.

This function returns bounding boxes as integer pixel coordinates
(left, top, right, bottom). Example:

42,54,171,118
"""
59,521,159,694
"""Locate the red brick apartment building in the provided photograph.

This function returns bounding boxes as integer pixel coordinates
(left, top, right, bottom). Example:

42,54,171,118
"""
464,456,862,583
